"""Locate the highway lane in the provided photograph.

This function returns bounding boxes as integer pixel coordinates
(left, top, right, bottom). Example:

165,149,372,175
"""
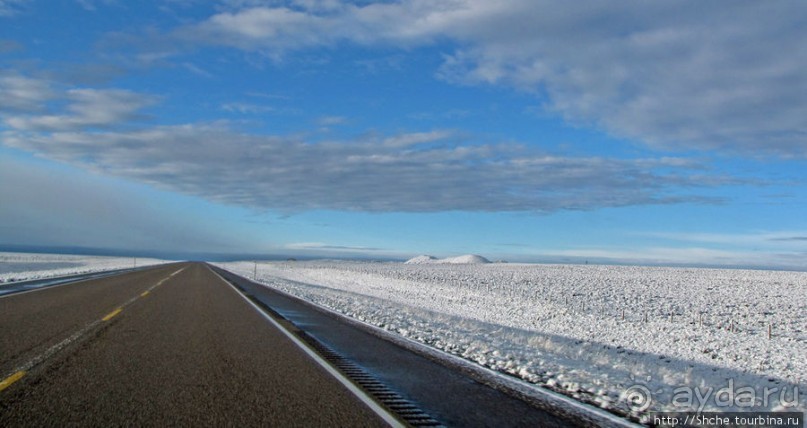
0,263,184,378
0,262,385,426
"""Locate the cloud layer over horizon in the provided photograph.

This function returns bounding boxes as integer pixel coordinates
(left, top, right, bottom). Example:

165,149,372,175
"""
2,114,730,213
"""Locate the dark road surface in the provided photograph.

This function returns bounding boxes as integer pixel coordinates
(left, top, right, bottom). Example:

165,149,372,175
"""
0,262,384,426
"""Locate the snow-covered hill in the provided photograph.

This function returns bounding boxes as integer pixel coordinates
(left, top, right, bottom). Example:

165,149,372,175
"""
405,254,491,264
404,255,438,264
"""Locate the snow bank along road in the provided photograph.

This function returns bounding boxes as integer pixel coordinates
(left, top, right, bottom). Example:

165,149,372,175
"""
0,263,386,426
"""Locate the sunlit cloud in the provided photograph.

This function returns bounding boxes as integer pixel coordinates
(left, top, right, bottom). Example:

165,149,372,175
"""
155,1,807,158
0,74,55,112
5,88,155,131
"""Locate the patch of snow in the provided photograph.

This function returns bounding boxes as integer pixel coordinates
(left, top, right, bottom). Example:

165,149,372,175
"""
440,254,491,264
405,255,438,264
0,252,173,283
213,260,807,422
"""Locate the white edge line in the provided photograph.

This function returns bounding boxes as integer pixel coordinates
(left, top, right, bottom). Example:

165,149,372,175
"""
206,265,406,428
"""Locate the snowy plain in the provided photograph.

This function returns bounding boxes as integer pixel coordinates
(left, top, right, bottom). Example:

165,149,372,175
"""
214,258,806,422
0,252,172,283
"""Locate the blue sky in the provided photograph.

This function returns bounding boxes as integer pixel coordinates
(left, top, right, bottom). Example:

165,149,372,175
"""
1,0,807,267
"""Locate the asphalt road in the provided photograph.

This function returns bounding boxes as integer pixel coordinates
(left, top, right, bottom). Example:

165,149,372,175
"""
0,262,384,426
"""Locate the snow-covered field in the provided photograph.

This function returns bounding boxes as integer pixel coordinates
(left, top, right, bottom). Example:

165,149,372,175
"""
214,259,806,422
0,252,173,283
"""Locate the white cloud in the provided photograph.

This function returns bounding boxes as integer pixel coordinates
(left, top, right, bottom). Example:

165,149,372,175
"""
165,1,807,157
171,1,455,56
0,74,55,111
2,121,733,213
4,88,156,131
286,242,385,252
436,2,807,157
0,0,27,16
547,246,807,270
175,6,330,52
0,70,748,216
76,0,96,11
639,231,807,248
380,130,453,148
182,62,214,78
75,0,119,12
282,241,405,258
221,102,275,114
316,115,347,126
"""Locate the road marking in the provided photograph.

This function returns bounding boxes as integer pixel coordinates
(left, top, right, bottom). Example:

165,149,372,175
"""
0,266,191,396
0,371,25,392
140,267,185,296
102,308,123,321
0,265,185,300
206,265,405,428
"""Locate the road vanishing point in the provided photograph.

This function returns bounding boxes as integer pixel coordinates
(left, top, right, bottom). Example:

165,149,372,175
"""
0,262,603,427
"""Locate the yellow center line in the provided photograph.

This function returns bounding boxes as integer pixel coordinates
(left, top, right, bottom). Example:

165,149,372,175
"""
0,371,26,392
0,268,187,396
101,307,123,321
